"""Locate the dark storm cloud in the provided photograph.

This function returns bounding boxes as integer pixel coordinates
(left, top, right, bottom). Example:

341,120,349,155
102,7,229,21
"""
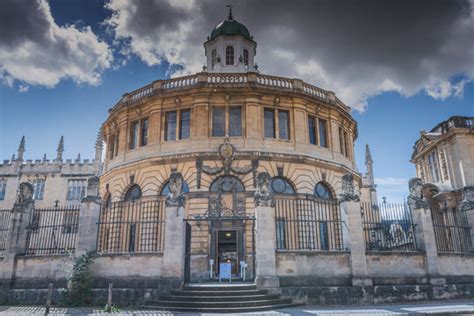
105,0,474,110
0,0,112,88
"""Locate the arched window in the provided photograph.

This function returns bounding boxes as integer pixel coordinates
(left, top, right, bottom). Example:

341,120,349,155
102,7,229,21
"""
226,46,234,65
160,181,190,196
270,177,295,194
314,182,333,200
210,176,245,192
243,49,249,66
211,49,217,68
124,184,142,202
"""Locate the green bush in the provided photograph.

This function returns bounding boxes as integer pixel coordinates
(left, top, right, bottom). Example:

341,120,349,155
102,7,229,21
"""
63,251,95,306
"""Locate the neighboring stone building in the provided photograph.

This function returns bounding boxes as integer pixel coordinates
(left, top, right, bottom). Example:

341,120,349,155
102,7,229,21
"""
0,135,102,209
2,11,474,311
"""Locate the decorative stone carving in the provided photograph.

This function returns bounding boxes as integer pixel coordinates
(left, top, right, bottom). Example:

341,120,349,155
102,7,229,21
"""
460,186,474,211
254,172,274,207
407,178,429,209
196,138,259,188
13,182,34,212
339,173,360,202
165,171,186,208
82,176,100,203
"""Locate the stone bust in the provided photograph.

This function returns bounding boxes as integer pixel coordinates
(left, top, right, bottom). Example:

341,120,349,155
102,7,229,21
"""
165,171,186,207
339,173,360,202
407,178,429,209
254,172,274,207
460,186,474,211
82,176,100,203
13,182,34,212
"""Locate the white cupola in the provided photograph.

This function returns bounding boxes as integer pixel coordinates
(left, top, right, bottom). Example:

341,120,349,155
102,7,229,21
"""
204,7,257,73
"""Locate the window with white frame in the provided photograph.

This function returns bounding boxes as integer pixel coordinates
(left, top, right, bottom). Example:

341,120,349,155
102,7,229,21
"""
428,152,440,183
32,179,45,200
67,179,87,201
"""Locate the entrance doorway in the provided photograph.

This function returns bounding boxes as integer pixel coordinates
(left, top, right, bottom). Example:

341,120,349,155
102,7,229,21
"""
217,230,238,275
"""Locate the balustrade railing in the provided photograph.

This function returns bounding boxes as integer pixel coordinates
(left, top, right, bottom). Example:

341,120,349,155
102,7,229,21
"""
113,72,345,111
274,195,343,251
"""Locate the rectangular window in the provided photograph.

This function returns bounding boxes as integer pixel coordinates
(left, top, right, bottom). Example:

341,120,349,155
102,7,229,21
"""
32,179,45,200
308,115,317,145
67,179,87,201
31,212,40,233
0,180,6,200
128,223,136,252
278,110,290,140
165,111,177,141
428,152,440,182
108,134,115,159
114,132,119,157
264,108,275,138
339,127,346,156
319,119,328,148
179,109,191,139
319,221,329,250
212,107,226,137
343,131,350,158
62,212,79,234
129,121,139,149
229,107,242,137
276,218,286,249
140,118,149,146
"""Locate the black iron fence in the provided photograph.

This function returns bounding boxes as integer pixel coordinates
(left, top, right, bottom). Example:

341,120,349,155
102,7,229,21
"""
361,202,417,251
25,205,80,255
432,206,472,253
0,210,12,257
274,195,343,251
97,199,165,254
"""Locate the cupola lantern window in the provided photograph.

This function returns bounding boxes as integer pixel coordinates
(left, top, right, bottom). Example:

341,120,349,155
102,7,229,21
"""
226,46,234,65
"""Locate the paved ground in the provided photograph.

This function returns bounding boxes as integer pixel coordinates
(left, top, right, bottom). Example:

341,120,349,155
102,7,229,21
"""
2,301,474,315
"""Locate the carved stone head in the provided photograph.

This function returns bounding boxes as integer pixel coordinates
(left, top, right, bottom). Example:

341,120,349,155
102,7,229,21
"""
86,176,100,197
460,186,474,211
169,171,183,196
341,174,355,196
254,172,274,207
408,178,423,200
14,182,34,210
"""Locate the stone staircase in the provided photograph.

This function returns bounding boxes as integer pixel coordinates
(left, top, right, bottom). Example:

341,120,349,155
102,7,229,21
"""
142,283,300,313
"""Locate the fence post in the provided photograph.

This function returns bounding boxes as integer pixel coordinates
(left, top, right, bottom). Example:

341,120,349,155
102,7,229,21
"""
1,183,35,285
162,172,186,284
408,178,445,285
76,177,101,256
339,174,372,286
45,283,53,314
254,172,280,292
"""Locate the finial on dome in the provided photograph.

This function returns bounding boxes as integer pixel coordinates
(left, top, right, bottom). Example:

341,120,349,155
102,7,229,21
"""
226,4,233,20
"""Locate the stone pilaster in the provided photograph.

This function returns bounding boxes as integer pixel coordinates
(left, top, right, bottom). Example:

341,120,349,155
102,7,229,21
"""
340,199,372,286
1,195,34,284
255,205,280,292
411,205,444,285
162,205,185,280
75,199,101,256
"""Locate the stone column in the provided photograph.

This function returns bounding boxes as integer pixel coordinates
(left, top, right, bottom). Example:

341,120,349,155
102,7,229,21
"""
254,172,279,292
1,183,35,284
162,205,185,280
76,177,102,256
408,178,445,285
340,173,372,286
161,172,186,284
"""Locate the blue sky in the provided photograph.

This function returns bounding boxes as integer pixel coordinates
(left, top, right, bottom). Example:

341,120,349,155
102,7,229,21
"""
1,0,473,202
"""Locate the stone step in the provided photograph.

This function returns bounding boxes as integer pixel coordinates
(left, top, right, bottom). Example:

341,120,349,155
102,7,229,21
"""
170,288,269,296
157,293,281,302
140,302,301,313
147,298,293,308
183,284,257,291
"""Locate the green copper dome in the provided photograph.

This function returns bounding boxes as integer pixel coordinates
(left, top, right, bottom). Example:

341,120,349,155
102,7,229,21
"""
209,18,252,41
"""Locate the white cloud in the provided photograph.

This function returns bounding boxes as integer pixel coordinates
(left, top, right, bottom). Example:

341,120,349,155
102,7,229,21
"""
18,84,29,93
375,177,409,186
0,0,113,88
104,0,474,112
